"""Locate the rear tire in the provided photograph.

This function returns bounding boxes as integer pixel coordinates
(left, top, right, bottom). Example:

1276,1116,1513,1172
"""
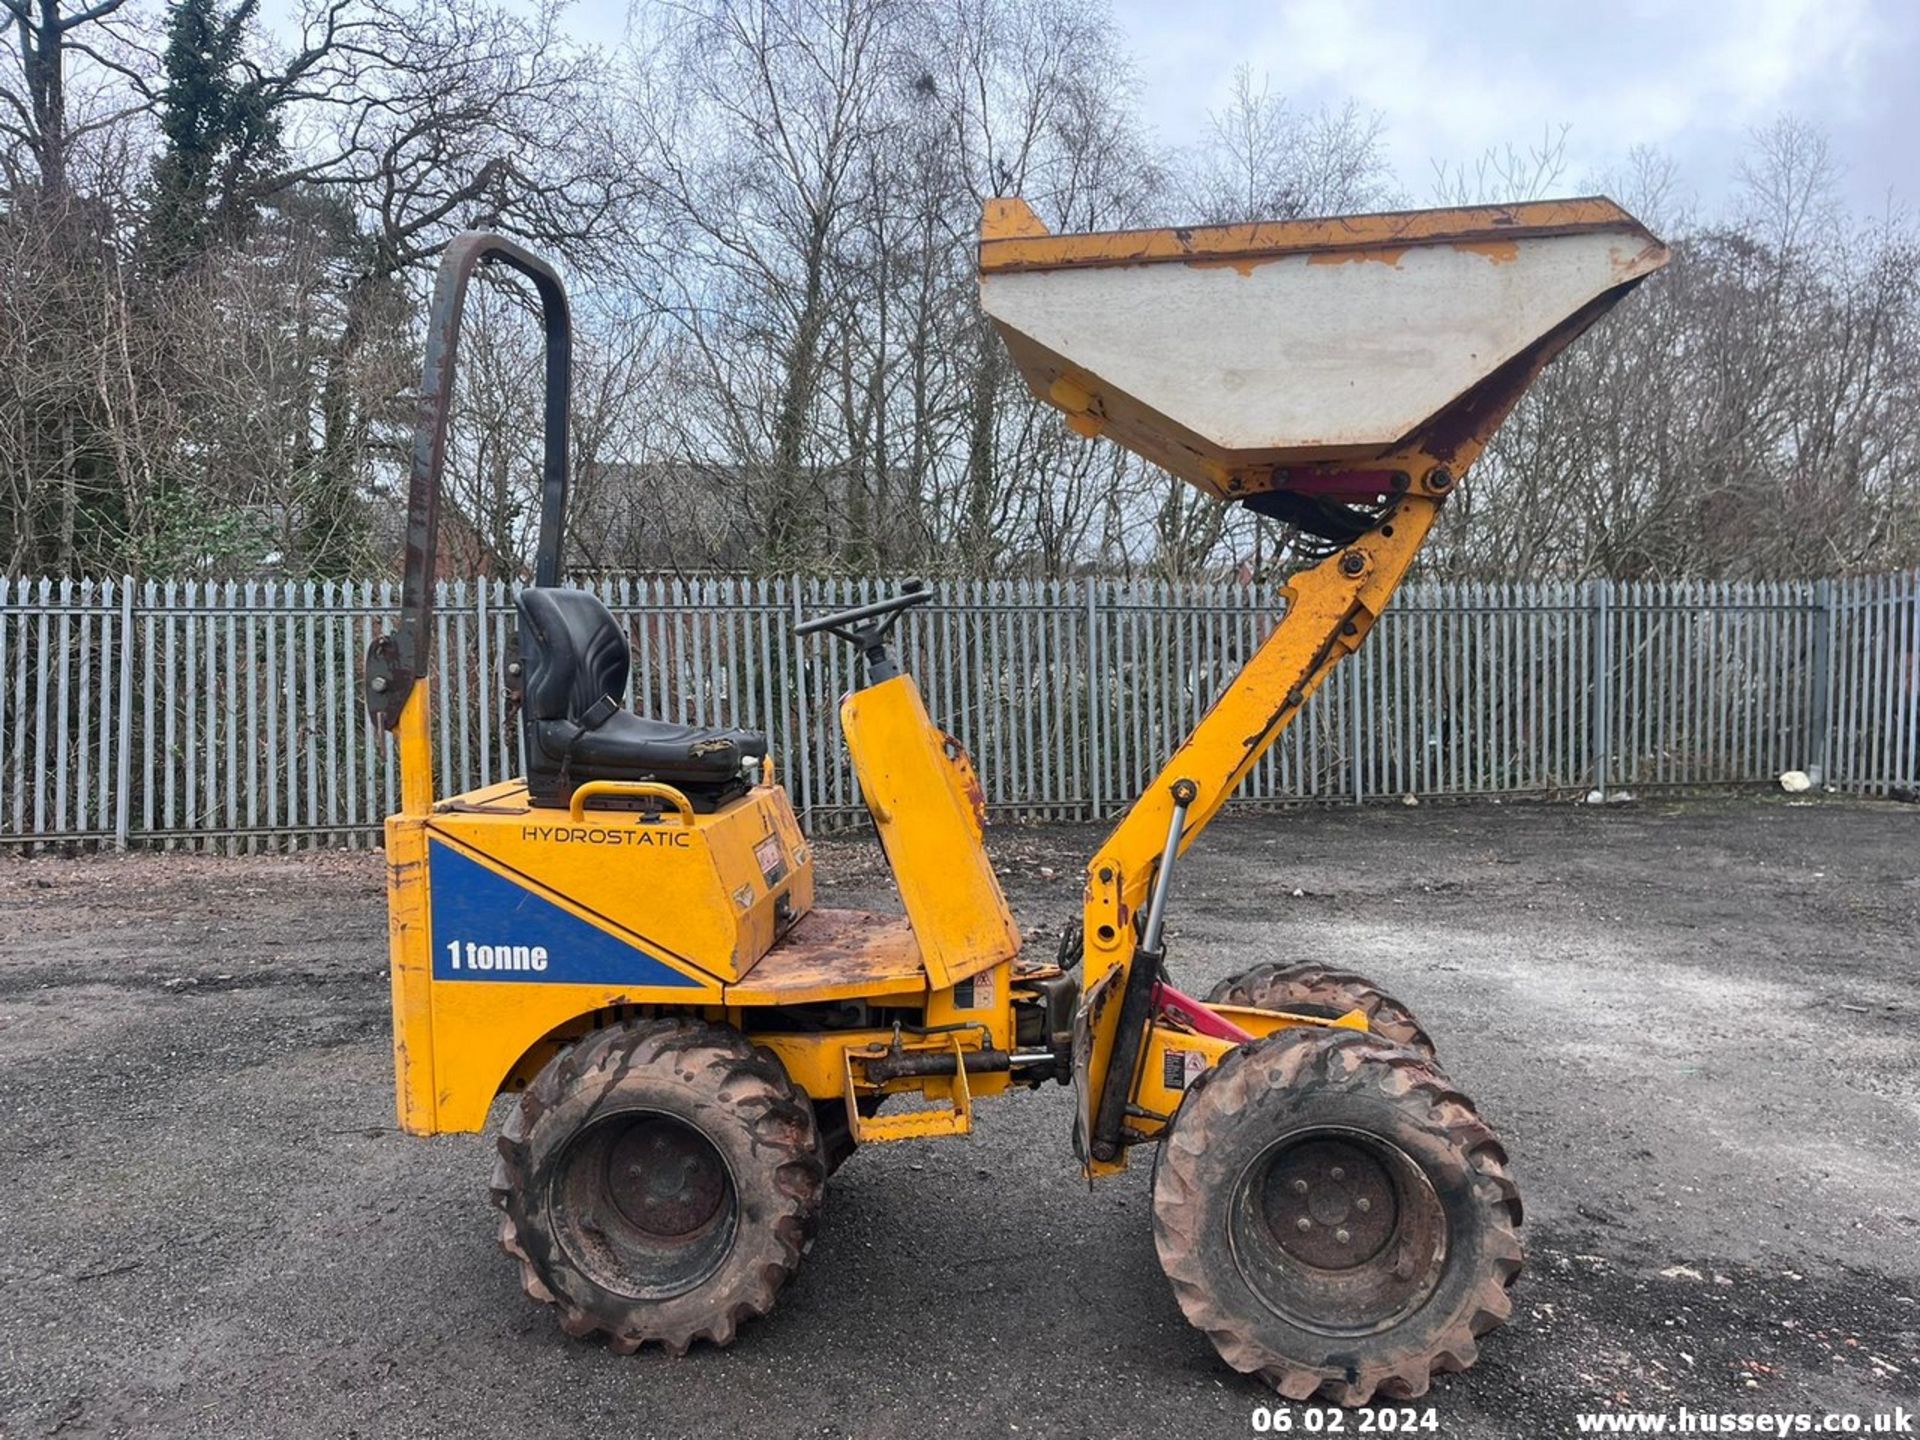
1152,1027,1522,1405
492,1017,825,1355
1206,962,1437,1063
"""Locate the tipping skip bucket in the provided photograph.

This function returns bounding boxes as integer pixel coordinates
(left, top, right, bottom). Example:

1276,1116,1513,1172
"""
978,197,1668,501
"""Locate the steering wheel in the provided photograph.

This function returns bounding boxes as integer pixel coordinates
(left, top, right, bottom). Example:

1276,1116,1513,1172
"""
793,580,933,642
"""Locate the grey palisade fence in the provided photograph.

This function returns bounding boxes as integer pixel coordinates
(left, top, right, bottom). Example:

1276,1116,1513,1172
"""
2,572,1916,852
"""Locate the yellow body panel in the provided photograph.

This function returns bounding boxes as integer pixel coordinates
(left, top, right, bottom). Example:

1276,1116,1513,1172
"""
389,818,732,1134
386,684,438,1130
386,810,437,1131
840,674,1022,989
924,958,1015,1049
1128,1008,1369,1142
426,779,811,982
385,773,823,1134
429,983,725,1133
384,682,1023,1133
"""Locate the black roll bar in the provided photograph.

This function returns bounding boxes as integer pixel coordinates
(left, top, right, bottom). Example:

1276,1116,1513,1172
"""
365,232,572,731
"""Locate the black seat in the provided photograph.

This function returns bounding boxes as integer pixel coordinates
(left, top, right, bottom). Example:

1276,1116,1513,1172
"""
516,587,767,811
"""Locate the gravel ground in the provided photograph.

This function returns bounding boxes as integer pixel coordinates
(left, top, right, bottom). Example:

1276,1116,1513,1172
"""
1,797,1916,1439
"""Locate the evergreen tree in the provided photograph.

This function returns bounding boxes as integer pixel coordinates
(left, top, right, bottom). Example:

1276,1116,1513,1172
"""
146,0,281,268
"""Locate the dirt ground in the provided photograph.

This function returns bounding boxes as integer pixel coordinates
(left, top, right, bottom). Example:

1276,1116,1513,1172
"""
1,797,1916,1439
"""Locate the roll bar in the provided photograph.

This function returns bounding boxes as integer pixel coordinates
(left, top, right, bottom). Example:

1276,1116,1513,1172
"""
365,232,573,731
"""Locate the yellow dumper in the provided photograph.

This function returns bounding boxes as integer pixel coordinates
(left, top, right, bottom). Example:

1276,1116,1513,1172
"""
367,197,1666,1403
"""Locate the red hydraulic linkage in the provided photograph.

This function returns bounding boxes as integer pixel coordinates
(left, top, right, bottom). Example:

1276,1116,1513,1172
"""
1151,980,1254,1044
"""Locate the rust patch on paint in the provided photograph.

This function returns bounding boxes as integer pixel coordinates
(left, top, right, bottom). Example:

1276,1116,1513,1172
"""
1458,239,1519,264
1307,247,1407,268
1186,255,1277,276
1612,239,1671,277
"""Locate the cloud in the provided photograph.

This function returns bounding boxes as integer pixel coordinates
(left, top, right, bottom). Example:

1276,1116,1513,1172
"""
1113,0,1909,209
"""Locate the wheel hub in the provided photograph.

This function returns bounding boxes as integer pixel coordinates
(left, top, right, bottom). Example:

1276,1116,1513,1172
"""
1228,1125,1447,1336
1265,1138,1398,1268
549,1109,740,1301
608,1118,728,1239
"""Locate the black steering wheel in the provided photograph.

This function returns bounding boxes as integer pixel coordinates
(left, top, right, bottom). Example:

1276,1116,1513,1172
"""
794,581,933,683
793,580,933,642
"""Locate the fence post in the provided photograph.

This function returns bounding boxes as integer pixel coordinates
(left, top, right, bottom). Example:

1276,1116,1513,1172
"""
1346,653,1364,805
475,576,491,789
789,578,814,835
1809,578,1834,786
1086,579,1104,820
1591,578,1612,799
1909,570,1920,790
114,577,135,848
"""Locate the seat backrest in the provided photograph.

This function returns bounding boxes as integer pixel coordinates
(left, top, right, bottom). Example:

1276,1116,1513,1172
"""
516,587,630,723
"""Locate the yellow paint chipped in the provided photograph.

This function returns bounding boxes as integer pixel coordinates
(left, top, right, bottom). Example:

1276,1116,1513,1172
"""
1188,255,1277,277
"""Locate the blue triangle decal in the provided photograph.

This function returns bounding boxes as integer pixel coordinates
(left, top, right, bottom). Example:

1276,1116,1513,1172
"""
428,840,705,988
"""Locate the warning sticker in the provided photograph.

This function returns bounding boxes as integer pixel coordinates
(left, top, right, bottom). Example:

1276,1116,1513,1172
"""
951,971,995,1011
754,834,787,887
1161,1049,1209,1090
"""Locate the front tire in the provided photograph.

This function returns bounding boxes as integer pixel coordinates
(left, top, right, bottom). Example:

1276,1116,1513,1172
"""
1153,1027,1522,1405
492,1017,825,1354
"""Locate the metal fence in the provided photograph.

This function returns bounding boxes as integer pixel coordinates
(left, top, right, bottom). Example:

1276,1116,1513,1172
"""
2,572,1915,851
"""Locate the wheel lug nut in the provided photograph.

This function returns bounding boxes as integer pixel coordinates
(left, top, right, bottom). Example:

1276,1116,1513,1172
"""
1295,1217,1312,1232
1291,1179,1309,1195
1356,1197,1372,1213
1330,1166,1344,1181
1336,1228,1351,1245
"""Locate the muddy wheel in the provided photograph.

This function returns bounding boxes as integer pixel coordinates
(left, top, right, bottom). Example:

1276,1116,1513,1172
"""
491,1017,824,1354
1206,962,1437,1063
1153,1027,1523,1405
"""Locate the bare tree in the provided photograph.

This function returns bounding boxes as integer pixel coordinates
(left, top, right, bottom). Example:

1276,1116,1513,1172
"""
1180,65,1393,226
1430,124,1920,581
0,0,152,200
1430,124,1572,208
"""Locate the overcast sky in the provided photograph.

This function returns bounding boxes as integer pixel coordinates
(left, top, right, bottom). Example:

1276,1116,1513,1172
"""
1107,0,1917,217
260,0,1917,220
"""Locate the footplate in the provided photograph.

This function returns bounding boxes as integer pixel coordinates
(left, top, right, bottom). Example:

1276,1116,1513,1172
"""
843,1035,974,1141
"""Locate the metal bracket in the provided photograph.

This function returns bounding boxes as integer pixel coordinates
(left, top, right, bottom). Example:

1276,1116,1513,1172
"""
1089,777,1196,1162
503,626,524,716
363,631,413,730
844,1035,975,1141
